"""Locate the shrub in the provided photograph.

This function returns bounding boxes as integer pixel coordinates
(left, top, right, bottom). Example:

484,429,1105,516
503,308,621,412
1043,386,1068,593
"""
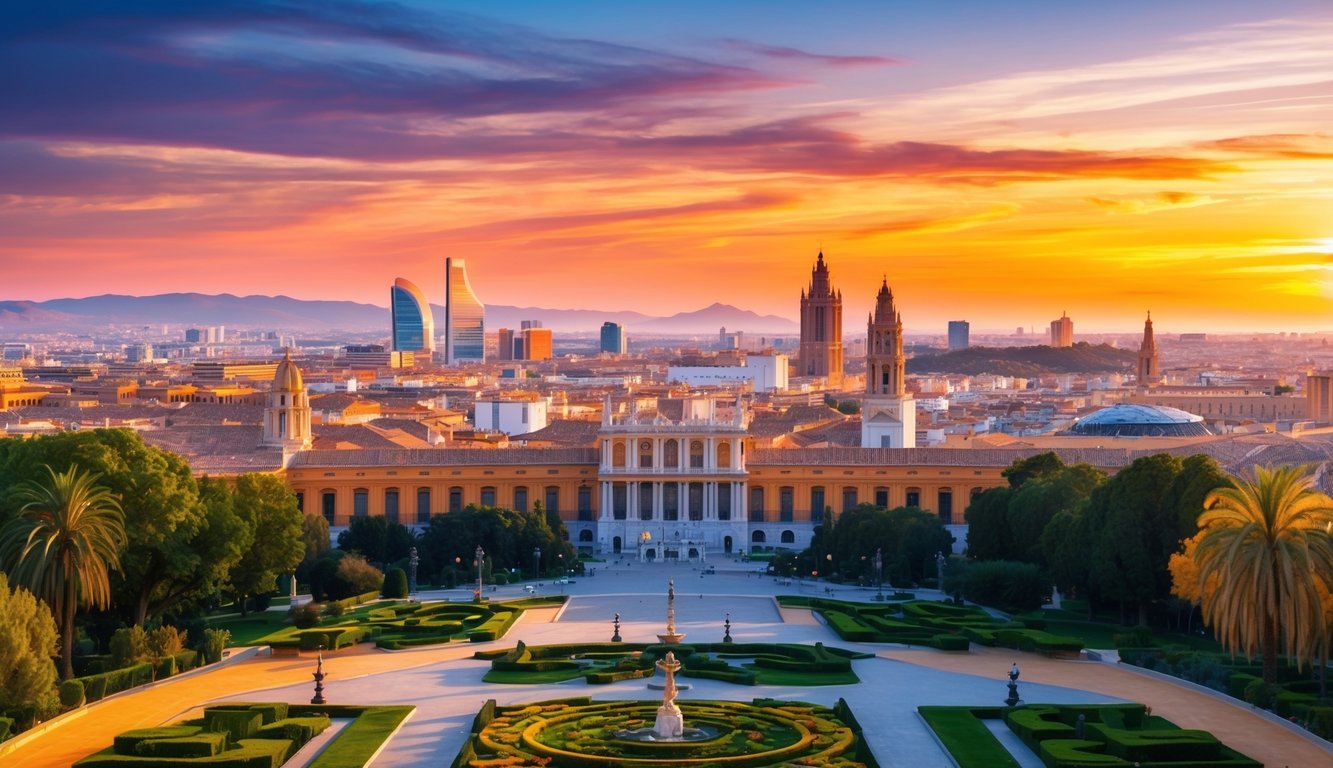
290,602,322,629
1112,625,1155,649
85,675,109,702
335,553,384,598
323,601,346,618
0,716,13,742
155,655,177,680
59,679,86,709
382,568,409,599
1243,678,1281,710
149,625,187,660
200,628,230,665
204,708,262,741
962,560,1049,613
109,625,150,668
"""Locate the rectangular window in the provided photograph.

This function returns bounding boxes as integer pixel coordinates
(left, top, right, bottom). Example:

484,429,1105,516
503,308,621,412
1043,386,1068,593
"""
294,492,304,514
322,491,336,524
688,482,703,521
544,486,559,515
353,489,368,518
906,490,920,509
749,486,764,522
449,487,463,513
613,483,627,520
938,490,953,524
416,488,431,524
481,486,497,507
640,483,654,520
874,487,889,508
810,487,825,521
514,486,529,513
385,489,400,525
842,487,858,513
578,485,593,521
717,482,731,521
663,484,679,521
779,487,794,523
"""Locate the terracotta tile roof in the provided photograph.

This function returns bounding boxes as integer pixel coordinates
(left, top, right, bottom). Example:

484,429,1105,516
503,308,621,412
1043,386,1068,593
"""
510,419,601,446
288,447,598,468
311,424,417,451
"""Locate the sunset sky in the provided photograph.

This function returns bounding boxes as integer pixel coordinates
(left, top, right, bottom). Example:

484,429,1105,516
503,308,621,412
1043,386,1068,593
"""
3,1,1331,333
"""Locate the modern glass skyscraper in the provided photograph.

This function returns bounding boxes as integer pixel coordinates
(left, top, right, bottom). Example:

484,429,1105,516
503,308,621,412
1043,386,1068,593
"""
600,321,627,354
445,257,485,364
947,320,969,351
390,277,435,354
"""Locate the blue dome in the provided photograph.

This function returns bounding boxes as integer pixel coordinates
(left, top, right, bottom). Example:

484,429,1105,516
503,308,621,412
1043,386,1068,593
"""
1067,403,1210,437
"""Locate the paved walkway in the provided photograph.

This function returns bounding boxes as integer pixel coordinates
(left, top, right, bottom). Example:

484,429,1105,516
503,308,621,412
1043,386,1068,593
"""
6,560,1329,767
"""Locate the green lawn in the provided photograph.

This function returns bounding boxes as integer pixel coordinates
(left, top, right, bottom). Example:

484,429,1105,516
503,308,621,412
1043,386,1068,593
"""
202,611,293,646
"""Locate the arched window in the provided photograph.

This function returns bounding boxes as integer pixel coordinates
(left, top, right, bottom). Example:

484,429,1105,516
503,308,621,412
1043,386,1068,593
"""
751,530,766,543
664,439,679,468
780,530,795,544
612,442,626,468
578,529,594,542
717,442,731,468
689,441,704,468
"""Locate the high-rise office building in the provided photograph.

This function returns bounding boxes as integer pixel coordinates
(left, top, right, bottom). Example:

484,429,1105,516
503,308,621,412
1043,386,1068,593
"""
798,252,843,386
1049,312,1073,347
861,279,915,449
389,277,435,355
1137,312,1159,386
445,257,485,364
600,322,627,355
947,320,970,351
522,327,553,361
496,328,516,361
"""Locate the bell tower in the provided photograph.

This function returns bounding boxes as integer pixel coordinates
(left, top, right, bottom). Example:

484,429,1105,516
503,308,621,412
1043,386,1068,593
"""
798,252,844,387
1137,312,1160,388
861,278,915,448
262,350,312,452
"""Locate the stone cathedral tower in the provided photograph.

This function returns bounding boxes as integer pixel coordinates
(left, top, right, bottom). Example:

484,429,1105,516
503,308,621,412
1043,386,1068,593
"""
861,279,916,448
798,252,844,387
1137,312,1160,387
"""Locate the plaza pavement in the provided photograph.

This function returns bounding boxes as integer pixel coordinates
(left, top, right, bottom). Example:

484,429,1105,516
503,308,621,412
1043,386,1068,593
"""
8,558,1332,767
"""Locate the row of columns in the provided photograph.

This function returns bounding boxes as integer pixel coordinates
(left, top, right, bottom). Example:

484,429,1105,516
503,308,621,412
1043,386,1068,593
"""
599,480,743,522
600,436,742,473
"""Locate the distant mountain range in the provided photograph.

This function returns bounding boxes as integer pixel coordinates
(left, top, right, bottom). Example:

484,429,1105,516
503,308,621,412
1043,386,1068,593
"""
907,343,1137,377
0,294,798,336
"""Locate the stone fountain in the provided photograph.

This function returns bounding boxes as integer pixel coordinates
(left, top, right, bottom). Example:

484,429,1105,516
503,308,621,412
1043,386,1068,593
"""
656,579,685,644
652,651,684,739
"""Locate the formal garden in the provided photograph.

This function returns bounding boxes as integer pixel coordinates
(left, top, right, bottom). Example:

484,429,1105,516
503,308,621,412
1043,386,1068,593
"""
452,697,878,768
73,701,413,768
476,640,870,686
920,703,1260,768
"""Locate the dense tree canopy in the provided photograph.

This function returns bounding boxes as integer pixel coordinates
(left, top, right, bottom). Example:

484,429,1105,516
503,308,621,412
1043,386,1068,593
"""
418,504,575,585
227,474,304,616
805,503,953,587
0,573,59,719
337,515,417,568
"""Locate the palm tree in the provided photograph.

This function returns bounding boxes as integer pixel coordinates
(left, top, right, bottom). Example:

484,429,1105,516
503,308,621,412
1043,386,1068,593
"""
0,464,126,679
1195,464,1333,685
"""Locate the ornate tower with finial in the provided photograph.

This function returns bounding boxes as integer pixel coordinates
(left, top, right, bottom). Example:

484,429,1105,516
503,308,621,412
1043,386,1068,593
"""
861,278,916,448
1137,312,1160,387
798,252,844,387
262,350,312,453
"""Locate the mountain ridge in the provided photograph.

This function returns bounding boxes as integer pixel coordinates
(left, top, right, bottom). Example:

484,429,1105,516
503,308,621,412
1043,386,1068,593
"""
0,293,798,335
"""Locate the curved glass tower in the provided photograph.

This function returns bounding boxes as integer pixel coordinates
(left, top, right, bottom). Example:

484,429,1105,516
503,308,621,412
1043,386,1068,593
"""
445,257,485,364
390,278,435,354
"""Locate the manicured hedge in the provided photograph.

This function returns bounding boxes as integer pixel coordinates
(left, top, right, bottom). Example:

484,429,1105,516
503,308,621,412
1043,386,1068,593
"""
204,709,263,742
919,707,1020,768
300,705,414,768
135,732,229,758
113,726,203,755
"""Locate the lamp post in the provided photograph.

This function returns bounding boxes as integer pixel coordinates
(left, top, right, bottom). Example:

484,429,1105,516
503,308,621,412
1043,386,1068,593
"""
474,545,485,602
558,553,565,593
825,553,833,586
874,547,884,601
533,547,541,580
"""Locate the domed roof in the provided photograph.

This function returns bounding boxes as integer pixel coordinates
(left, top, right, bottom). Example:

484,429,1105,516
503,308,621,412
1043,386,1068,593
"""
273,351,304,392
1067,403,1210,437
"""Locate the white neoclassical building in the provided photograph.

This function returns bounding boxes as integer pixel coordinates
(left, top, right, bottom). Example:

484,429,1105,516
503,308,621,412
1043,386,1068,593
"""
596,395,750,561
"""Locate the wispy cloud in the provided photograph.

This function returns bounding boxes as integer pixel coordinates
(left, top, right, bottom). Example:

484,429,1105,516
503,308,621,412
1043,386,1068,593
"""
722,39,902,68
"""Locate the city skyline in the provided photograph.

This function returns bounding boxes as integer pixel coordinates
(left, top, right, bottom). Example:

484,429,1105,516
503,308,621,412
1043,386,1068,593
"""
3,1,1332,333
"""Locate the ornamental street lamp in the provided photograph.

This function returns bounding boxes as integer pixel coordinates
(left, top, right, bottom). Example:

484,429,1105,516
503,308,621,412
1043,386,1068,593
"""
474,545,485,601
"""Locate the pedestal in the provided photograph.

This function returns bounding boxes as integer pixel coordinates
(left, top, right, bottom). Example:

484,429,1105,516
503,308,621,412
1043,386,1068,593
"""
656,632,685,644
653,703,684,739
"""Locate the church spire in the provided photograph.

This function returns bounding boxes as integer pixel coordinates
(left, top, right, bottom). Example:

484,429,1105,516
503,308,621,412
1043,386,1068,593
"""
1137,311,1159,386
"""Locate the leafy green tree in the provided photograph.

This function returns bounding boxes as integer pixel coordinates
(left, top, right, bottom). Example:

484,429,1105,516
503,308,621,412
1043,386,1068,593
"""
1041,507,1092,607
1087,453,1182,625
419,505,574,584
334,552,384,598
963,487,1013,560
0,573,59,721
227,474,303,616
337,515,415,569
1002,452,1066,489
0,430,205,627
1195,464,1333,684
1,464,126,679
1005,463,1104,566
815,503,952,587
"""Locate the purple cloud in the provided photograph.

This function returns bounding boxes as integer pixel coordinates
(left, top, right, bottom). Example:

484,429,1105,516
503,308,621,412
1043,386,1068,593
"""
723,39,904,68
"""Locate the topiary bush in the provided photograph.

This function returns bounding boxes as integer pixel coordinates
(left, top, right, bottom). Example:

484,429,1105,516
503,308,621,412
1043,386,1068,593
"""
289,602,322,628
59,679,86,709
382,567,408,599
200,628,230,665
109,625,150,668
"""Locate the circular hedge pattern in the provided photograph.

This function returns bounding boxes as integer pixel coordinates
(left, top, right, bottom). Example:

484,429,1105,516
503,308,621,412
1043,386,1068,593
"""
468,698,869,768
